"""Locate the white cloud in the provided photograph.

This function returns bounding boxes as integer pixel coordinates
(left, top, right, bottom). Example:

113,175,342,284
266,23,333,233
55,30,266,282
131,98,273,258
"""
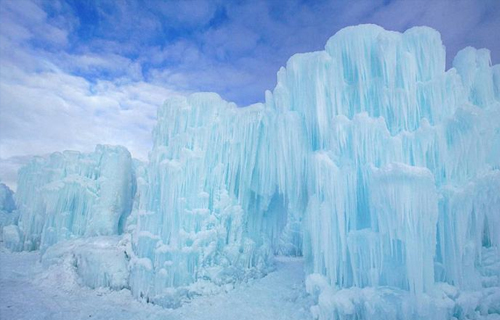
0,155,32,191
0,64,179,159
0,0,184,189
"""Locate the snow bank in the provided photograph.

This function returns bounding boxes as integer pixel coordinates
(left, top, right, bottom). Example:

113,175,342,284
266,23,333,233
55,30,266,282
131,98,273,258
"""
40,236,129,290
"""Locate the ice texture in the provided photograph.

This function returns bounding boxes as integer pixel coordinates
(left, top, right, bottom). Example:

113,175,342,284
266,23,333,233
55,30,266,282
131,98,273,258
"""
129,24,499,314
283,25,500,318
5,24,500,319
129,95,277,306
0,183,15,213
0,183,17,238
277,25,499,318
11,145,136,251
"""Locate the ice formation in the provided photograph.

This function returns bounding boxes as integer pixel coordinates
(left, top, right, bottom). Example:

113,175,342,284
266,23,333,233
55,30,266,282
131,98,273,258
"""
0,183,15,213
128,95,281,306
7,145,136,252
0,182,16,239
3,25,500,319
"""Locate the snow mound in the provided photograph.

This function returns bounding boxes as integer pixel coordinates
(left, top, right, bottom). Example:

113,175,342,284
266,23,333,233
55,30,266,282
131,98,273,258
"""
39,236,129,290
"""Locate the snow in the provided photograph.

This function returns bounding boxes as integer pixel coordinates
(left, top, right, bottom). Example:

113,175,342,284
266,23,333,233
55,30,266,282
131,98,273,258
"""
41,236,129,290
1,244,499,320
0,247,313,320
1,24,500,319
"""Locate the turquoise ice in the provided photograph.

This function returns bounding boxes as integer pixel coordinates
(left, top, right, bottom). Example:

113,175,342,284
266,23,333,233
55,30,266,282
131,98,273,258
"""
5,25,500,319
10,145,136,251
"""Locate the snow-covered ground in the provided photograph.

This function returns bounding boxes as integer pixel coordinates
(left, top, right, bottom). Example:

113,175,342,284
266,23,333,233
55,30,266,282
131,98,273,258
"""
0,246,313,320
2,242,500,320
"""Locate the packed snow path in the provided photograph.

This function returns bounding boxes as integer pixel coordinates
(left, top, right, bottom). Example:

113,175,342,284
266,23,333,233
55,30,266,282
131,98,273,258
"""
0,248,312,320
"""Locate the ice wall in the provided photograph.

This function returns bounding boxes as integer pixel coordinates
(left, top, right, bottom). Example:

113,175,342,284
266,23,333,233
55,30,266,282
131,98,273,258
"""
129,94,280,306
0,183,15,213
0,182,16,238
273,26,499,318
10,145,136,251
129,24,500,314
268,25,499,317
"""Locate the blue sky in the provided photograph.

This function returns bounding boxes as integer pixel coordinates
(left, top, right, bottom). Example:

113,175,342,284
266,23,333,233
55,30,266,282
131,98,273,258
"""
0,0,499,188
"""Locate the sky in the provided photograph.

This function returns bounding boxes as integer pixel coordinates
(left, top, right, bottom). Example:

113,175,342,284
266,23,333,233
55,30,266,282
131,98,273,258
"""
0,0,499,189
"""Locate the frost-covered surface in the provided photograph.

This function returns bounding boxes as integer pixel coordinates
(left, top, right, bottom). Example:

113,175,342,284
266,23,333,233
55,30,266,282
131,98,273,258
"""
2,24,500,319
8,145,135,251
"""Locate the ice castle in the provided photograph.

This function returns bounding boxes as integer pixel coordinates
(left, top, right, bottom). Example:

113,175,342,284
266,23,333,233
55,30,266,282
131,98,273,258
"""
3,25,500,319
